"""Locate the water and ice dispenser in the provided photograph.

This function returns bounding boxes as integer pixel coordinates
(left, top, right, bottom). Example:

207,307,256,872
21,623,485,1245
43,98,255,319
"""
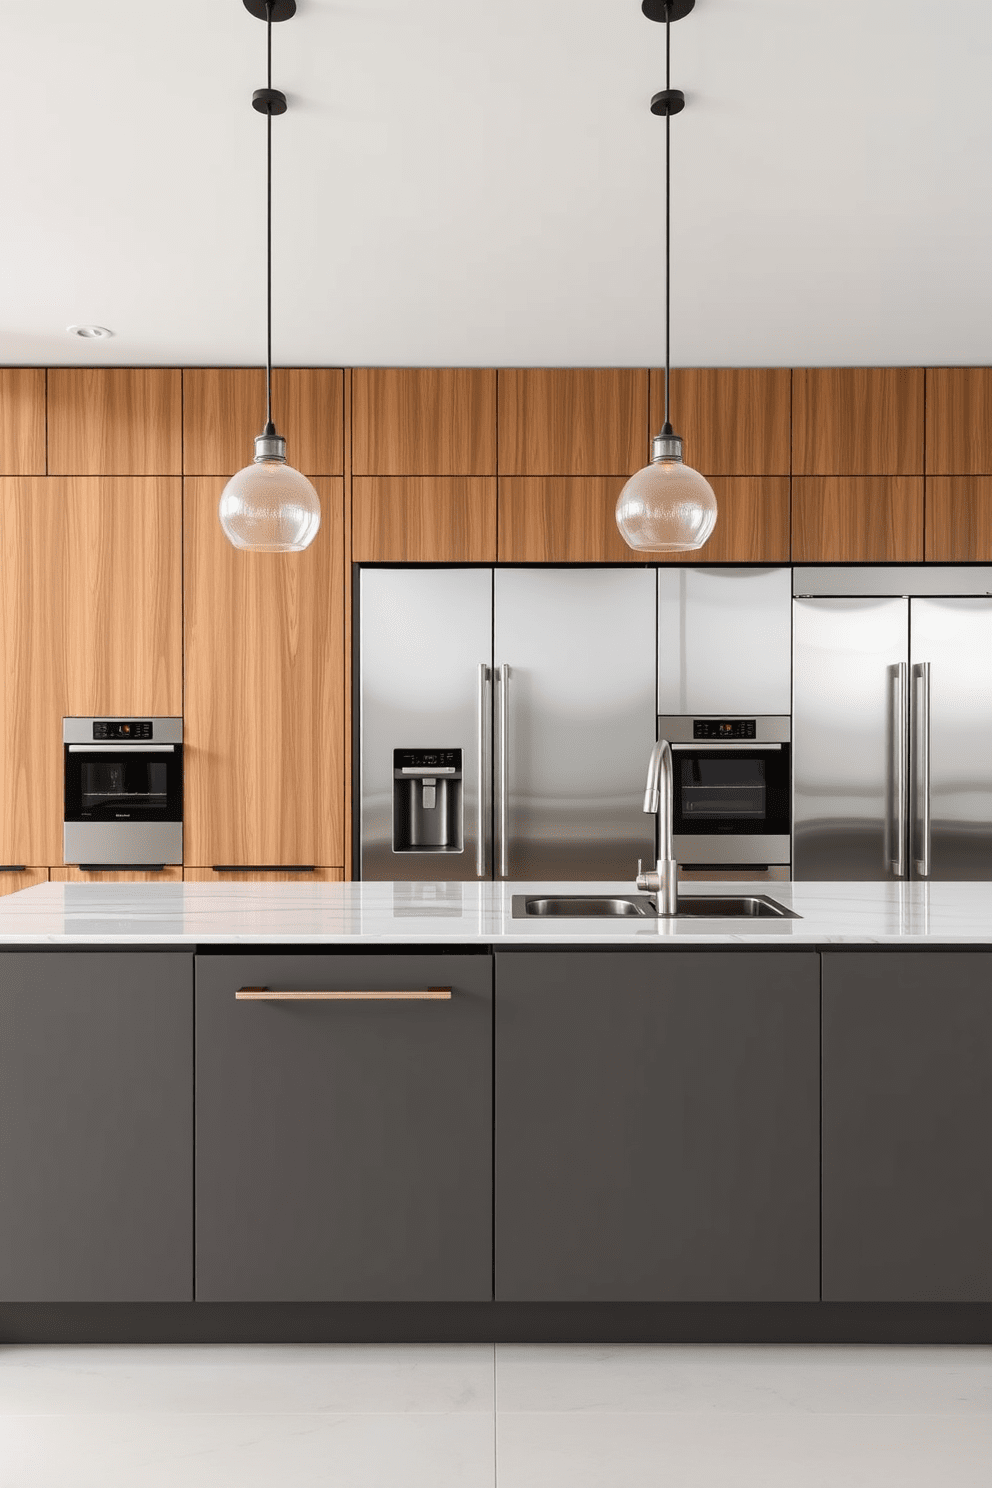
392,749,463,854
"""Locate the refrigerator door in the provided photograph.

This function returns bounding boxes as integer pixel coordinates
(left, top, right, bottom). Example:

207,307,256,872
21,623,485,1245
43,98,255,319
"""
910,597,992,880
658,567,793,715
793,597,909,880
358,568,493,881
494,568,657,881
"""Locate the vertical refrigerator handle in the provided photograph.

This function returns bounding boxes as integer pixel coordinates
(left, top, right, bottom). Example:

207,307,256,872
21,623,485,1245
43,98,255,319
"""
913,661,932,878
890,661,908,877
476,663,489,878
498,663,510,879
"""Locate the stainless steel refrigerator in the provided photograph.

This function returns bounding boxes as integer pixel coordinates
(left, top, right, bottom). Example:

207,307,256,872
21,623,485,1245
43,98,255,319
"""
793,566,992,880
357,567,657,880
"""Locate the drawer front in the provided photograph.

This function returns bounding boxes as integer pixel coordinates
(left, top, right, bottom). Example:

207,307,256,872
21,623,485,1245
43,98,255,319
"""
195,952,493,1302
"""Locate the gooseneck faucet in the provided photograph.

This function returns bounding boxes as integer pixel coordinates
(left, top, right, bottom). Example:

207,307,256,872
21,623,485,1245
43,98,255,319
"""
636,738,679,916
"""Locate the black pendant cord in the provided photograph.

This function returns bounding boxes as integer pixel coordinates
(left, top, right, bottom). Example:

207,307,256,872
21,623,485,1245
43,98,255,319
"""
663,2,672,434
265,0,274,433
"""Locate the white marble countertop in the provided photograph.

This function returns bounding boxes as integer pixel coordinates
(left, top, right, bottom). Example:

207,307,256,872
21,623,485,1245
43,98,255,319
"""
0,878,991,946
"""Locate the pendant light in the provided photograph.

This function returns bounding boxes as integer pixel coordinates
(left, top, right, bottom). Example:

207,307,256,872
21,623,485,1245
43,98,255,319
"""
616,0,717,553
219,0,321,552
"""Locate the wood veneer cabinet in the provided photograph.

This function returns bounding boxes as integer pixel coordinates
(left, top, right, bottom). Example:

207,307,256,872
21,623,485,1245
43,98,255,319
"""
183,476,345,868
925,477,992,561
184,869,344,883
353,477,496,562
498,478,639,563
792,477,923,563
498,369,648,476
926,368,992,476
51,868,184,883
183,368,344,476
0,369,46,474
793,368,924,476
653,369,791,475
351,369,496,475
0,870,47,896
48,369,182,476
660,478,790,565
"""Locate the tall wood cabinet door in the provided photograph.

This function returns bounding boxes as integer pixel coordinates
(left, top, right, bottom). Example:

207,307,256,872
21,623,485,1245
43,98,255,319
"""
48,369,182,475
184,477,345,867
822,952,992,1301
0,951,193,1301
792,476,923,562
498,369,648,476
352,369,496,475
184,369,344,476
496,950,821,1302
0,369,46,474
793,368,924,476
353,477,497,561
926,368,992,475
195,952,493,1301
655,369,792,475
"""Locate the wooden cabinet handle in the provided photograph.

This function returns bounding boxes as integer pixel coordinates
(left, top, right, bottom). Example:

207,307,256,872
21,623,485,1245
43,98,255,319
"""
235,986,452,1002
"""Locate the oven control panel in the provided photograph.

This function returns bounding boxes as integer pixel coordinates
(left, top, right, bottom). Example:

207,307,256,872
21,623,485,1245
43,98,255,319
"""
93,720,153,740
693,719,757,740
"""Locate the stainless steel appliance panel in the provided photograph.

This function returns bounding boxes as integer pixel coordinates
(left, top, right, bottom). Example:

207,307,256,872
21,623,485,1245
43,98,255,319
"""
794,567,992,598
658,567,792,715
359,568,493,881
910,597,992,880
494,568,657,880
793,597,909,880
64,821,183,867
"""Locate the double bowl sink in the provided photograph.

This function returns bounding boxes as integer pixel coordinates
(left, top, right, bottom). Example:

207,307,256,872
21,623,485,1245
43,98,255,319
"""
512,893,800,920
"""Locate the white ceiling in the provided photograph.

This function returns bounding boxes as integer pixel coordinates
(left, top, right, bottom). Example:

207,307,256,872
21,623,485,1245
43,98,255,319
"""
2,0,991,368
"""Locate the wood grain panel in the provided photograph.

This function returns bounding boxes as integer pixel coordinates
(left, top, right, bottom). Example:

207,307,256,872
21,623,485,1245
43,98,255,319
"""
498,369,648,476
793,477,923,563
51,867,183,883
925,477,992,561
0,480,67,864
0,869,48,896
352,369,496,475
353,477,496,562
0,370,46,474
64,479,182,715
651,369,792,475
183,869,344,883
498,478,641,563
792,368,924,475
48,369,182,475
184,477,345,867
183,368,344,475
652,478,791,565
926,369,992,475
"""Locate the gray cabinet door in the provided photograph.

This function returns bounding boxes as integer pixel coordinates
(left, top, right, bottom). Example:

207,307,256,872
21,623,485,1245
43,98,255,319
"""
0,951,193,1302
196,952,492,1302
495,950,820,1302
822,951,992,1301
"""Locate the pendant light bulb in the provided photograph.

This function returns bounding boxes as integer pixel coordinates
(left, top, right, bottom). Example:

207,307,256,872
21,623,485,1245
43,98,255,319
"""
615,428,717,552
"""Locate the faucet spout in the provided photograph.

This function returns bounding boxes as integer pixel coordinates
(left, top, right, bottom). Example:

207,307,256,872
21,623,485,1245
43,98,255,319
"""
635,737,678,916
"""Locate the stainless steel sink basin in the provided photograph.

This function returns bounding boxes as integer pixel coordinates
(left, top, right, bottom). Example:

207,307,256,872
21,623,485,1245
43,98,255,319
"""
512,893,799,920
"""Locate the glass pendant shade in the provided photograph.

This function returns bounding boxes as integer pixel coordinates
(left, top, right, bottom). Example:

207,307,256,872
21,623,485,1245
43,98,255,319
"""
219,435,321,553
615,435,717,552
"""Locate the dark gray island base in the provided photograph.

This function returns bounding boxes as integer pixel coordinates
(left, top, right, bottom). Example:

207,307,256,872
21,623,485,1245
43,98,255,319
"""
1,942,990,1344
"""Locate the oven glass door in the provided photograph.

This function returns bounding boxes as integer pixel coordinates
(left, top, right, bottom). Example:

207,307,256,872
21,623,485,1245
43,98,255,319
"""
64,748,183,822
672,746,790,837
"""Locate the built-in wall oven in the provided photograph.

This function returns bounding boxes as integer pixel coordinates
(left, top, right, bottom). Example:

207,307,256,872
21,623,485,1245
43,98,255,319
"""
658,715,791,881
63,717,183,867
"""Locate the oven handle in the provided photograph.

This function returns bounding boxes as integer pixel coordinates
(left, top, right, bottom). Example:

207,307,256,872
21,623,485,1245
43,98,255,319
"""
669,743,782,751
67,744,176,752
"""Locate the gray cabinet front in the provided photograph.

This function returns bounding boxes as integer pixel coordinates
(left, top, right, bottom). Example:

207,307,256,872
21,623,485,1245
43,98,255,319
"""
495,950,820,1302
822,951,992,1301
0,951,193,1302
195,952,493,1302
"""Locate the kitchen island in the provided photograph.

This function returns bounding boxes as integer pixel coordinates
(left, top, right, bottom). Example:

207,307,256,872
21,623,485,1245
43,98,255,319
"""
0,880,990,1345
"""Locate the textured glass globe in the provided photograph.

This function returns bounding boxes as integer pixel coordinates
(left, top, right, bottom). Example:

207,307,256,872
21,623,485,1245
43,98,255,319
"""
219,459,321,552
615,456,718,552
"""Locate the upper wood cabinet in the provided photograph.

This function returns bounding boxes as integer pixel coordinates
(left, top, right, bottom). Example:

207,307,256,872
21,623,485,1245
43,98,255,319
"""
183,477,345,868
793,368,924,476
926,369,992,475
498,369,648,476
653,369,791,476
183,369,344,476
793,477,923,563
48,369,182,475
498,478,641,563
925,477,992,562
352,369,495,475
656,478,791,565
353,477,496,562
0,369,46,475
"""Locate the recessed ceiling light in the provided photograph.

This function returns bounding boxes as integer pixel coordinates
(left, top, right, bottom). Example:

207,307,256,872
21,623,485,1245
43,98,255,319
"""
66,324,113,339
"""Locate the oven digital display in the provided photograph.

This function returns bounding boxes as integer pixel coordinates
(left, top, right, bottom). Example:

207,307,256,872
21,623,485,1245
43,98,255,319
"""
93,720,153,740
693,719,757,740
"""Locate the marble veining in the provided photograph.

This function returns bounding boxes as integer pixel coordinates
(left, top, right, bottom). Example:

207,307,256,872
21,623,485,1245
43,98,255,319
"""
1,878,992,945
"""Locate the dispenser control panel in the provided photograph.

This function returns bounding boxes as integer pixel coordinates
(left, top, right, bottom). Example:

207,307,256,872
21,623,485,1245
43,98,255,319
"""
394,748,462,773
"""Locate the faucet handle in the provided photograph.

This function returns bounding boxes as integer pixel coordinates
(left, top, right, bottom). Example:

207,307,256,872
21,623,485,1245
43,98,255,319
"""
637,859,642,878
